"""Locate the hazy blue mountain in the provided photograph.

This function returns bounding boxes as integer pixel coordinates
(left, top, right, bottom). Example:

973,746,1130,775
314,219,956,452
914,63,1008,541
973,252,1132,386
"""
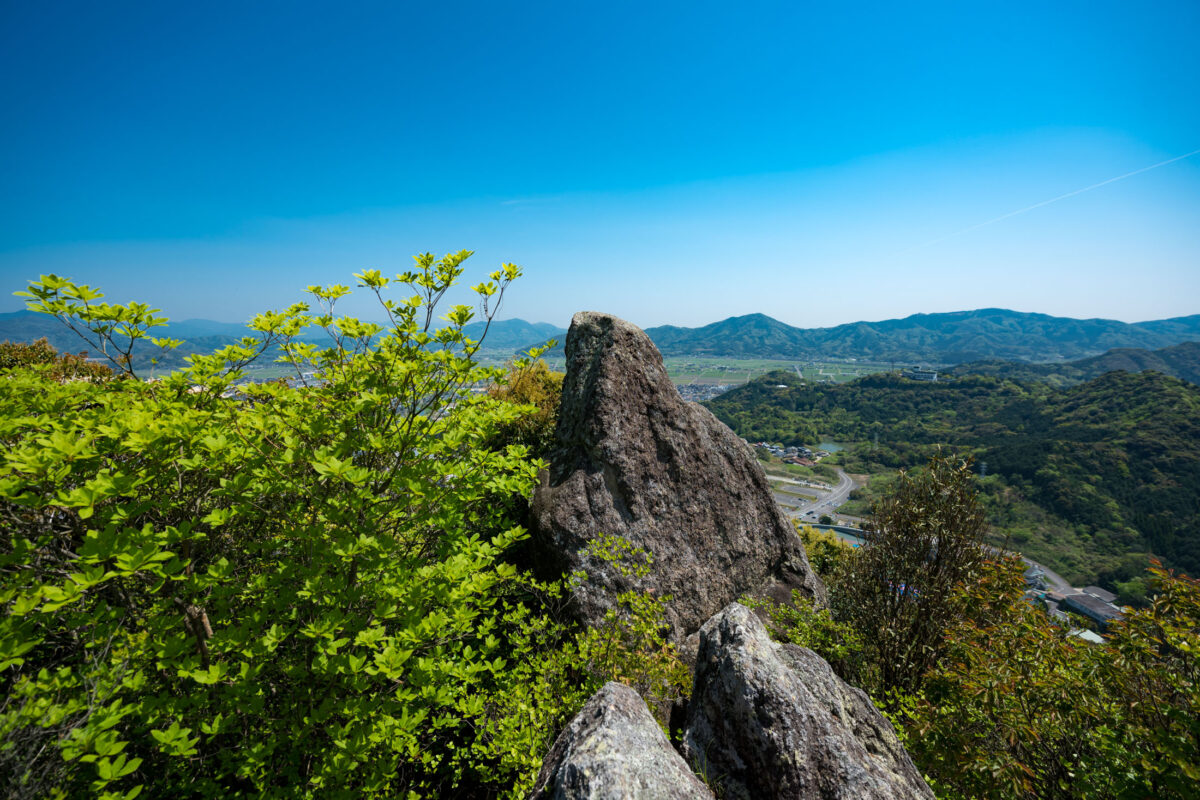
0,311,87,354
1131,313,1200,339
463,319,565,351
1,310,566,362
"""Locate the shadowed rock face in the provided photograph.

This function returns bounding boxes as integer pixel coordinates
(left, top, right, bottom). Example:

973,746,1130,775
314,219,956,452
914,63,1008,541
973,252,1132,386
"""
531,311,826,644
530,682,715,800
682,603,935,800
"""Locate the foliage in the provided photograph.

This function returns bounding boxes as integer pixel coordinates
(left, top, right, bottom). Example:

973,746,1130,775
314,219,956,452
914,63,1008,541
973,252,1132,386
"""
902,557,1118,799
741,590,864,677
568,534,690,723
0,338,113,381
795,523,852,578
831,452,988,700
487,359,564,458
442,535,688,798
900,557,1200,800
706,368,1200,587
1105,561,1200,796
0,257,684,799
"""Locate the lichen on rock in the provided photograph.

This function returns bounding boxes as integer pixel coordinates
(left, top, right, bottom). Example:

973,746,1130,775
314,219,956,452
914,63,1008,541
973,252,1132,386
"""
682,602,935,800
531,312,826,644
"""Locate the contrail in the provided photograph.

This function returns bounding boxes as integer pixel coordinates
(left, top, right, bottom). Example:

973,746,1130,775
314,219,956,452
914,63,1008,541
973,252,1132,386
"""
910,147,1200,251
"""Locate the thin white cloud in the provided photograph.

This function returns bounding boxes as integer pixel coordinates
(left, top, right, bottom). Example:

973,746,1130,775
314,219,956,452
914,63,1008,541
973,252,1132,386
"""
909,147,1200,251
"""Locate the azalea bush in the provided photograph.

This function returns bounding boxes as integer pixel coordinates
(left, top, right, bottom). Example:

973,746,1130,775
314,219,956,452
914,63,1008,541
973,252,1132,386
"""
0,254,684,799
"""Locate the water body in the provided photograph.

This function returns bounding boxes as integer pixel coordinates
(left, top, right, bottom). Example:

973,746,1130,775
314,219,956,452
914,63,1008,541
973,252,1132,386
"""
818,441,846,452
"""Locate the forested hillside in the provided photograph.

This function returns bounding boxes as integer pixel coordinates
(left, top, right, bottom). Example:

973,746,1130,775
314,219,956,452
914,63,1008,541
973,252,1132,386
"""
705,370,1200,588
947,341,1200,387
521,308,1200,363
645,308,1200,362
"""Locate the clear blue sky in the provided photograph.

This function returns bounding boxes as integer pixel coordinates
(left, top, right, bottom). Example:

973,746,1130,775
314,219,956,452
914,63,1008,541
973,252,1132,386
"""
2,0,1198,328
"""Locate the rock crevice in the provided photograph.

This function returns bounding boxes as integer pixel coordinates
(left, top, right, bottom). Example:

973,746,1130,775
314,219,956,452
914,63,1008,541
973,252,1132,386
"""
530,682,714,800
681,603,935,800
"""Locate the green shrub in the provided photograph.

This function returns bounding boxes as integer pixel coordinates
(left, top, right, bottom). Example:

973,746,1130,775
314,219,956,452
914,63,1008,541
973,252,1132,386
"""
741,590,864,678
795,523,852,578
0,257,685,799
0,337,112,381
900,557,1200,800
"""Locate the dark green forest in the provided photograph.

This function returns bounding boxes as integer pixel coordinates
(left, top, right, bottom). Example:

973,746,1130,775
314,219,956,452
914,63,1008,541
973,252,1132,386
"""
705,369,1200,590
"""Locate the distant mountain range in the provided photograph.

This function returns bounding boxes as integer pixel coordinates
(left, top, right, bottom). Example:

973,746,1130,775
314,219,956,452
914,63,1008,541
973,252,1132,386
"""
642,309,1200,363
948,341,1200,387
6,307,1200,366
0,310,567,361
461,319,565,350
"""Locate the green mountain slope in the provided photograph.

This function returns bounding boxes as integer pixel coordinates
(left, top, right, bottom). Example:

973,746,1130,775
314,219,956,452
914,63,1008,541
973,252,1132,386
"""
947,341,1200,387
705,369,1200,588
644,308,1200,363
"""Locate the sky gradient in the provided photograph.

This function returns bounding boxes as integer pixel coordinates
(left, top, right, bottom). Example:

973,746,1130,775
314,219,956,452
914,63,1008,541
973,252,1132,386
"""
2,1,1198,329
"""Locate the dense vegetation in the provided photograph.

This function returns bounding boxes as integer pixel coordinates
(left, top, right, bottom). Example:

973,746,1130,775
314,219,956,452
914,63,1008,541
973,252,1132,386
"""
0,260,684,799
706,369,1200,590
4,268,1198,798
642,308,1200,362
947,340,1200,388
767,458,1200,800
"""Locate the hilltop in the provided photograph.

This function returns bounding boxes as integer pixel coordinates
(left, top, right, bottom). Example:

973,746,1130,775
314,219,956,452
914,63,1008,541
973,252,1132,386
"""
527,308,1200,364
647,309,1200,363
946,340,1200,387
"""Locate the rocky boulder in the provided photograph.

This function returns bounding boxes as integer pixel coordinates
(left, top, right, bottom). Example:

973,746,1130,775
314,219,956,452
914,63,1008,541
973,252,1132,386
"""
530,681,715,800
681,603,935,800
531,312,825,643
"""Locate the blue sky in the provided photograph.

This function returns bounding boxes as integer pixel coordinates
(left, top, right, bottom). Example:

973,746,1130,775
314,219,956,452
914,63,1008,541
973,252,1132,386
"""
2,0,1197,328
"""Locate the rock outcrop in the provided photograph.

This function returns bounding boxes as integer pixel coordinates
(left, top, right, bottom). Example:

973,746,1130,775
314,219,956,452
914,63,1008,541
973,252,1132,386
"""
530,681,715,800
531,312,826,643
681,603,935,800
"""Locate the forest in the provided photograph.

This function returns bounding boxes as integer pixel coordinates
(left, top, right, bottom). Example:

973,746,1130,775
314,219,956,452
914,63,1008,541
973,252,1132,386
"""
705,369,1200,592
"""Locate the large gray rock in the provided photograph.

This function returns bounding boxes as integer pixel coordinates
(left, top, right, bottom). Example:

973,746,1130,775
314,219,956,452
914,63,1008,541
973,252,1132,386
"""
530,681,715,800
682,603,935,800
532,312,825,643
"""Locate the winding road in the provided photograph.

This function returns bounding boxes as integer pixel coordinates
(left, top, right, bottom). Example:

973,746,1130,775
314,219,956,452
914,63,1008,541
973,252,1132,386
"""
784,467,856,520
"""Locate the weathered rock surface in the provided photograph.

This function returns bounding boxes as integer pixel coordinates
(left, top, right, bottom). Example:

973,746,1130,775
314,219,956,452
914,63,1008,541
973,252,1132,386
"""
530,681,715,800
531,312,826,643
682,603,935,800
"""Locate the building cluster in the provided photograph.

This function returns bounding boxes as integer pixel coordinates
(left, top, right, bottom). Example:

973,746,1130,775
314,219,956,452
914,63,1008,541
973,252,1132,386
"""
1024,565,1125,636
751,441,831,466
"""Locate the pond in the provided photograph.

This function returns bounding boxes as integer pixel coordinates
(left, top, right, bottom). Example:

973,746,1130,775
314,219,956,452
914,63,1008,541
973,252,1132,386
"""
817,441,846,453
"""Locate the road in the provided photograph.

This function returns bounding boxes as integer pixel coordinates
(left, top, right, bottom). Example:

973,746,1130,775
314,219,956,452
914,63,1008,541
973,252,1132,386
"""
772,473,1078,595
787,467,855,520
1016,554,1073,593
